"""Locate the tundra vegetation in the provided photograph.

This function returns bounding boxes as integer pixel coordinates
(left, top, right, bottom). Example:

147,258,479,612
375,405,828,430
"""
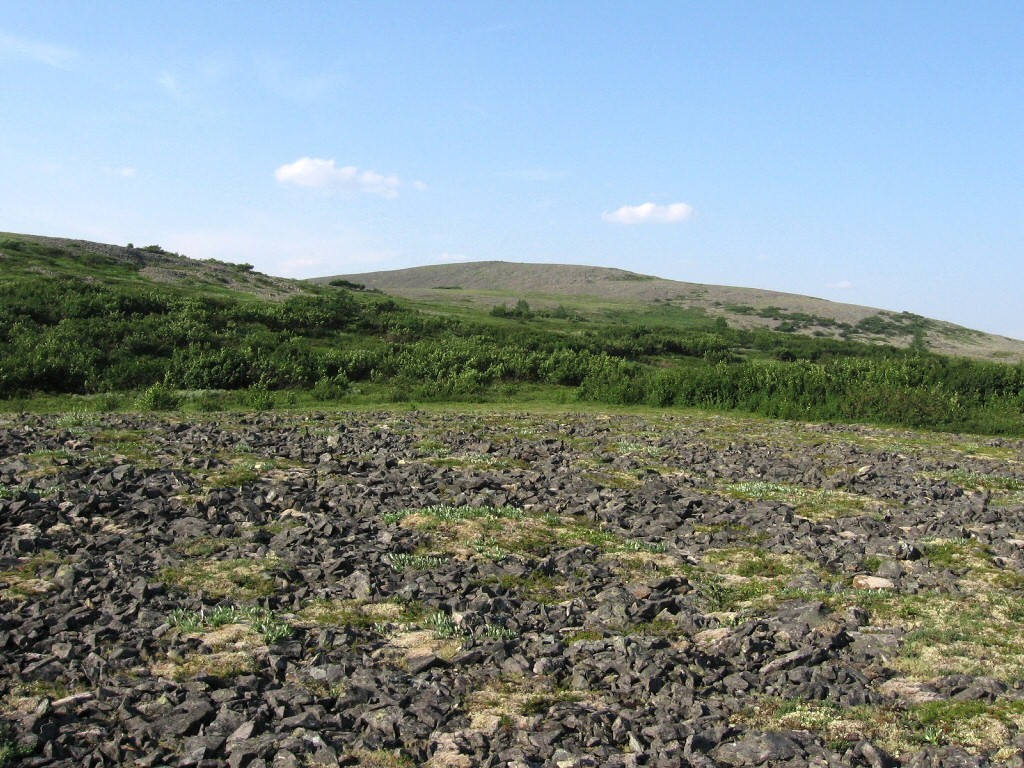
2,408,1024,764
2,234,1024,436
4,235,1024,763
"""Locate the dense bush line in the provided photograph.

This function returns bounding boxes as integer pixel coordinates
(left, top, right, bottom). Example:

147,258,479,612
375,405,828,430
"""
1,267,1023,434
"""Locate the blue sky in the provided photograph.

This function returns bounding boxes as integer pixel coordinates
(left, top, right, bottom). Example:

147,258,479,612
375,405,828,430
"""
3,2,1023,338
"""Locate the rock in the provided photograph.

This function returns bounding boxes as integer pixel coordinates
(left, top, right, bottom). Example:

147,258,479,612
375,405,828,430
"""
852,575,895,590
713,732,803,765
855,740,898,768
3,410,1022,767
158,700,215,737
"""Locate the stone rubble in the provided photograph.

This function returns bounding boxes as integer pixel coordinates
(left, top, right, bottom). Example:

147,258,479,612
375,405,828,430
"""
1,411,1023,766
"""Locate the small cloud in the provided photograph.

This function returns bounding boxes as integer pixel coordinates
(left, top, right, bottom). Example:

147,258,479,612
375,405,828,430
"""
413,180,428,192
602,202,694,225
828,280,854,289
103,166,136,178
0,30,76,68
438,252,469,263
274,157,402,198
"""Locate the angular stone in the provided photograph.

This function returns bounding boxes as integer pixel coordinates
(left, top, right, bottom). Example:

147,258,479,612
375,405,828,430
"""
852,575,895,590
713,732,803,765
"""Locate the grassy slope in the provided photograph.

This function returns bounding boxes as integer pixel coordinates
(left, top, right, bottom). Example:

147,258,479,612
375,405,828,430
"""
315,261,1024,362
9,231,1019,361
0,232,310,302
3,231,1024,436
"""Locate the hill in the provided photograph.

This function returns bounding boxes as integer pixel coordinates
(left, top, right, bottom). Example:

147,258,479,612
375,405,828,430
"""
1,231,309,301
3,231,1024,436
315,261,1024,362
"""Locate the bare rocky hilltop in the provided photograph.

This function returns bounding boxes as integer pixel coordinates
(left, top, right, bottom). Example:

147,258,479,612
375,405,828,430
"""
314,262,1024,362
4,408,1024,766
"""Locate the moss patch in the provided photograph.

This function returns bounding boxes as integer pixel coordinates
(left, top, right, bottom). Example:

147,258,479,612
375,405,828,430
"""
735,696,1024,757
159,555,283,600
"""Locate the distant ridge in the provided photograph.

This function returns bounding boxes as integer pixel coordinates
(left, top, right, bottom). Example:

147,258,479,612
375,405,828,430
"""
313,261,1024,362
2,231,308,301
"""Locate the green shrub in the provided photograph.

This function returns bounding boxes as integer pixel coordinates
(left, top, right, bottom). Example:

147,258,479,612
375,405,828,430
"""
92,392,123,412
242,383,275,411
0,722,34,766
311,374,349,401
137,382,180,410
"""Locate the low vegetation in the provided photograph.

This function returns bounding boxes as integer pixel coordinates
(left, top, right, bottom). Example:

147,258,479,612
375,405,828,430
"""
2,234,1024,436
159,555,283,600
736,697,1024,756
720,480,885,520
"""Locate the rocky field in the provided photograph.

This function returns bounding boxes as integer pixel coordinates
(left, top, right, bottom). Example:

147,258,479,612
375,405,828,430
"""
3,408,1024,767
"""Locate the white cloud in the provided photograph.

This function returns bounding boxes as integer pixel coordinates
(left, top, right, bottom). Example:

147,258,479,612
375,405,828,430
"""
103,166,136,178
274,157,403,198
827,280,854,289
0,30,76,68
602,202,694,225
413,180,428,192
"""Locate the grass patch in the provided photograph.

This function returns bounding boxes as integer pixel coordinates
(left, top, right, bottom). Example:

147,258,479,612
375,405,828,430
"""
152,649,258,682
423,611,466,640
0,551,63,600
343,749,416,768
721,480,883,520
704,546,795,579
735,696,1024,756
929,468,1024,507
389,504,668,564
19,449,76,479
169,604,293,644
850,590,1024,681
173,536,233,557
388,553,450,571
159,555,282,600
614,439,662,457
383,504,526,526
627,619,686,638
579,469,646,490
692,522,751,534
296,598,423,629
465,675,590,731
0,722,34,767
423,453,529,470
935,469,1024,493
488,572,571,605
695,572,773,612
154,605,291,681
921,538,994,572
483,623,518,641
566,630,603,644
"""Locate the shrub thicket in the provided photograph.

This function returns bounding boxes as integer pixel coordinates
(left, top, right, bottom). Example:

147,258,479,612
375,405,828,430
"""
1,247,1022,434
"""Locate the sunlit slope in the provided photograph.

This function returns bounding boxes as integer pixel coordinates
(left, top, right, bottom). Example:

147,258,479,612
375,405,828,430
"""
315,261,1024,361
